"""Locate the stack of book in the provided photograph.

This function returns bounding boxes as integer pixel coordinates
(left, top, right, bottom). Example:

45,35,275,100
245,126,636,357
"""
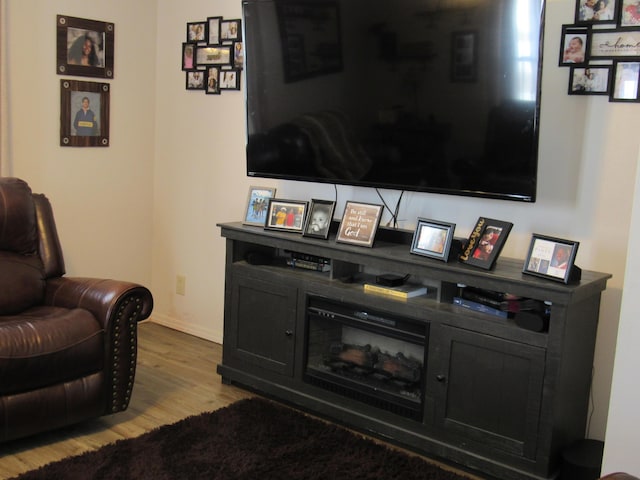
453,286,544,319
285,251,331,272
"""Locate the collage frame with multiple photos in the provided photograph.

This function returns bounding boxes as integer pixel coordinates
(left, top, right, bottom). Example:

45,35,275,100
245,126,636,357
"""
182,17,243,94
561,0,640,102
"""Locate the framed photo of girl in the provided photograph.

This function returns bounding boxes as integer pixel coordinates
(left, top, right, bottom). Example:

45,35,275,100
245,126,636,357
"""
57,15,114,79
60,79,110,147
410,218,456,262
303,199,336,239
458,217,513,270
523,234,581,284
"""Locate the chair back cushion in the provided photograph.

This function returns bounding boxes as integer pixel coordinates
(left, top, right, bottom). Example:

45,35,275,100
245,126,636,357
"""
0,178,45,314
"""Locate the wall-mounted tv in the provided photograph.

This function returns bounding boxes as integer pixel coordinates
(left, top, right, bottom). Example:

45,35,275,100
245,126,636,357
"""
243,0,545,202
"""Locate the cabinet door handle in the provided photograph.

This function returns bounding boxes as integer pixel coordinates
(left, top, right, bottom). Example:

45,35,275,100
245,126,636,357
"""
285,330,293,337
436,374,447,383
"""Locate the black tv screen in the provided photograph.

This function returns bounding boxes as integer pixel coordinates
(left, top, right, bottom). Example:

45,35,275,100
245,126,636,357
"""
243,0,545,202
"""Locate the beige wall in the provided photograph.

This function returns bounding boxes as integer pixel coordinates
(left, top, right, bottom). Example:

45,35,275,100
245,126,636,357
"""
2,0,640,469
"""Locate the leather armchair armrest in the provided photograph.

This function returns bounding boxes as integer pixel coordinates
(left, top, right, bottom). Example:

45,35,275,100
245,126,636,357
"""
44,277,153,328
44,276,153,414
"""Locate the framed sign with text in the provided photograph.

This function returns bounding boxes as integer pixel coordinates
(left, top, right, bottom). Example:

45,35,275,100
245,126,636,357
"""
336,201,383,247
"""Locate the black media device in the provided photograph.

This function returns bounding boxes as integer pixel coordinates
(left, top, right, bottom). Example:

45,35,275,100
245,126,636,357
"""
376,274,406,287
242,0,545,202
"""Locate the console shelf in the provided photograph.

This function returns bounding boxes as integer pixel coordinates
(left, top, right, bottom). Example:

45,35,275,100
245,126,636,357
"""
217,222,610,480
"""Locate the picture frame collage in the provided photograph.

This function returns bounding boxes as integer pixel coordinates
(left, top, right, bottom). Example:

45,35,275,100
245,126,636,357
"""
182,17,243,94
562,0,640,102
242,187,581,284
56,14,114,147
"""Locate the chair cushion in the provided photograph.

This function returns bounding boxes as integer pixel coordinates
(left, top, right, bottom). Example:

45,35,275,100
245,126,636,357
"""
0,252,45,315
0,306,104,395
0,177,38,254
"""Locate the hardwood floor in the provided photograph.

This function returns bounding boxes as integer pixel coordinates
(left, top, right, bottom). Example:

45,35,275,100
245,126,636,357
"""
0,321,485,480
0,321,254,479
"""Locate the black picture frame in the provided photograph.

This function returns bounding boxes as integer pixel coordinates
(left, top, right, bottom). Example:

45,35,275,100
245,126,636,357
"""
610,60,640,101
221,19,242,43
336,201,383,248
568,66,612,94
219,69,241,90
265,199,308,233
186,70,205,90
233,42,244,70
451,31,477,83
620,0,640,27
182,43,196,71
207,16,222,45
60,79,110,147
195,45,232,66
303,199,336,239
56,15,114,79
523,234,581,284
590,28,640,59
575,0,618,24
187,21,207,42
559,25,590,66
205,67,221,95
243,186,277,226
410,218,456,262
458,217,513,270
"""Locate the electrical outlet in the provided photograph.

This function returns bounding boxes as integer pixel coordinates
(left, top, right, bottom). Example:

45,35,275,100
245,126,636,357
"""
176,275,186,295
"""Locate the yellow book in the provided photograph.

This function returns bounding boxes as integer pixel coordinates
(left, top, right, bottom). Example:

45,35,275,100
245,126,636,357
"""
363,283,428,299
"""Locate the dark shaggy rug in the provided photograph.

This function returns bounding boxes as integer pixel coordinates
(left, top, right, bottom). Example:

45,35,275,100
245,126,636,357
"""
12,397,475,480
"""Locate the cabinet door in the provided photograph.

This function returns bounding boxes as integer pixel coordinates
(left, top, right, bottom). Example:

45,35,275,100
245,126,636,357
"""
226,272,297,376
428,323,545,460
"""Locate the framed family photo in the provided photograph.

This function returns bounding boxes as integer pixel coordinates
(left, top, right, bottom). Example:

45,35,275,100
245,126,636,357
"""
458,217,513,270
410,218,456,262
336,201,383,247
574,0,618,24
523,234,581,284
243,186,276,226
265,199,308,233
60,79,110,147
303,199,336,239
568,66,612,95
57,15,114,79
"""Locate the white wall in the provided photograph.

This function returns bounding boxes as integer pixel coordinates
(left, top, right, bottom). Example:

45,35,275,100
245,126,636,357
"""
2,0,639,469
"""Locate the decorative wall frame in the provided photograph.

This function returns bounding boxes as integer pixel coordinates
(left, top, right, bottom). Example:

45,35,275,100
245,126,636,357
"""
590,28,640,59
610,60,640,101
568,66,612,94
60,79,110,147
207,17,222,44
303,199,336,239
336,201,383,247
559,25,590,66
410,218,456,262
451,31,477,82
458,217,513,270
574,0,618,24
220,69,242,90
523,234,581,284
196,46,232,66
186,71,205,90
187,21,207,42
243,186,277,226
220,19,242,42
620,0,640,27
57,15,114,79
206,67,221,94
265,199,308,232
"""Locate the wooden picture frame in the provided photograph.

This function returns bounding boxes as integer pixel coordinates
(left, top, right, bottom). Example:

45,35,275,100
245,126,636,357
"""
610,60,640,101
575,0,618,24
458,217,513,270
523,234,581,284
243,186,277,226
60,79,110,147
568,66,612,94
410,218,456,262
336,201,383,248
56,15,114,79
590,28,640,59
559,25,590,66
265,199,308,232
303,199,336,239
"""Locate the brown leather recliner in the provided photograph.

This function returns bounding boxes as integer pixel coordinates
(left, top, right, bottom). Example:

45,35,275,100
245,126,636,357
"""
0,177,153,442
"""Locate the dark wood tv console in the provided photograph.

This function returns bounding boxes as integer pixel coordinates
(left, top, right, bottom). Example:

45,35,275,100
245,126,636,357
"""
216,222,610,480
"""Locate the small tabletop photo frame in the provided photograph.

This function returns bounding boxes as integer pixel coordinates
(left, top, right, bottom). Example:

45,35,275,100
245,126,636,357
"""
303,199,336,239
410,218,456,262
336,201,383,247
265,198,308,233
243,186,276,226
523,234,581,284
459,217,513,270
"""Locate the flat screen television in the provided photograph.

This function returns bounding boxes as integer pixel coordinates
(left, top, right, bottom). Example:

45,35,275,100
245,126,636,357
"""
243,0,545,202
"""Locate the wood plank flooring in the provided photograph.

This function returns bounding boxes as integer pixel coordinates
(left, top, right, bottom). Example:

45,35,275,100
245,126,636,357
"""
0,321,254,479
0,321,484,480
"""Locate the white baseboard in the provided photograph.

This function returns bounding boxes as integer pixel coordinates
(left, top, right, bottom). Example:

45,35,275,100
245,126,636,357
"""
146,313,222,344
